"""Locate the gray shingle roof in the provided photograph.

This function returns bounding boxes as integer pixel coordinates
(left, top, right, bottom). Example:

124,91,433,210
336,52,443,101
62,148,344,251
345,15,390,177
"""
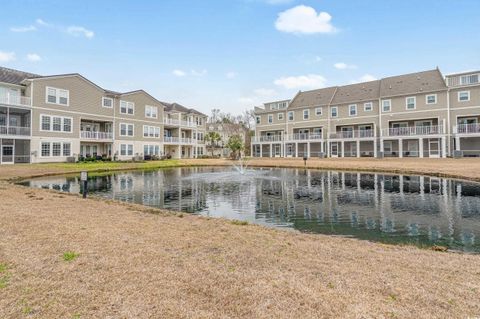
288,86,338,109
380,69,447,97
163,102,206,116
331,80,381,105
0,66,41,85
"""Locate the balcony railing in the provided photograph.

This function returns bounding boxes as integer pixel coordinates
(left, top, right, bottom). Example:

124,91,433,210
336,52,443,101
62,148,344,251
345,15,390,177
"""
382,125,443,137
0,94,31,107
80,131,113,140
252,135,283,142
285,133,323,141
164,118,197,128
164,136,197,144
0,125,31,136
454,123,480,134
329,130,375,139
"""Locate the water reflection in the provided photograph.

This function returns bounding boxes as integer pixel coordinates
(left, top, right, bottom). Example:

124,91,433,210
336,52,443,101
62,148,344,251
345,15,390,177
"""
22,167,480,252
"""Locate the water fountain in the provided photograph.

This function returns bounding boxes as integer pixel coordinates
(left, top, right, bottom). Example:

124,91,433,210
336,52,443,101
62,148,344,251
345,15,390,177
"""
233,156,250,175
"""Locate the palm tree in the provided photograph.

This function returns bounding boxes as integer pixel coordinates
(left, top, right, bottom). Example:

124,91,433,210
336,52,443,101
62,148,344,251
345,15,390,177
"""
205,131,222,156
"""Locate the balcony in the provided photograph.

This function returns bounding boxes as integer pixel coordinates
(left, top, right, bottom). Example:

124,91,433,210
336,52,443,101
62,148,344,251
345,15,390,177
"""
164,136,196,144
0,94,31,107
329,130,375,139
285,133,323,141
454,123,480,135
163,118,197,128
382,125,443,137
0,125,31,136
252,135,283,143
80,131,113,140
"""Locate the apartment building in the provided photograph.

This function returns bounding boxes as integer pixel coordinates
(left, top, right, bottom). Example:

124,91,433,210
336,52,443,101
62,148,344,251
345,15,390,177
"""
252,68,480,158
0,67,207,164
206,122,249,157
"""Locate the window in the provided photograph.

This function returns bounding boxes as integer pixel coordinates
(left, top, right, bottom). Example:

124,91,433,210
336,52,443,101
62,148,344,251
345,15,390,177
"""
426,94,437,104
331,107,338,118
40,115,72,133
268,114,273,123
52,142,62,156
143,125,160,138
288,111,294,121
278,113,284,120
120,100,134,114
364,102,373,112
349,104,357,116
63,143,71,156
41,115,50,131
278,101,288,109
460,74,479,85
144,144,160,156
406,97,416,110
46,87,69,106
120,144,134,156
256,116,261,124
458,91,470,102
102,97,113,108
41,142,50,157
303,109,309,120
315,107,322,116
382,100,391,112
120,123,134,137
145,105,158,119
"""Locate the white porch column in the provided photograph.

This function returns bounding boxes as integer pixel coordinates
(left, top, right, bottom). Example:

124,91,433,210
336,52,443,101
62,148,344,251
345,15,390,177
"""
269,143,272,157
295,142,298,157
307,142,310,158
326,141,330,157
177,145,182,159
320,140,324,154
455,137,460,151
250,142,253,157
441,136,447,158
419,138,424,158
341,141,345,157
399,139,403,158
374,139,378,158
260,144,263,157
356,140,360,158
380,139,384,156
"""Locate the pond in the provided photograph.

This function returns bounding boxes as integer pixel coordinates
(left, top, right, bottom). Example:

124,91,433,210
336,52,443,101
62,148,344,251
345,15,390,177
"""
20,166,480,253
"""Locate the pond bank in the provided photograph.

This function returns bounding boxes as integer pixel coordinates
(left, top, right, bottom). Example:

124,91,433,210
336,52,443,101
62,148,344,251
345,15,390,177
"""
1,159,480,318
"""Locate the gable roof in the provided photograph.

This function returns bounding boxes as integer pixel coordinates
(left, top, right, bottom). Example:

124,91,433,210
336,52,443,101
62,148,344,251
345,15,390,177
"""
163,102,206,116
288,86,338,109
0,66,41,85
380,69,447,97
331,80,381,105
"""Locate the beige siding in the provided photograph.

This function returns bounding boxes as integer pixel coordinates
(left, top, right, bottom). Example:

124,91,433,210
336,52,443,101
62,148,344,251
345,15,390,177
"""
450,86,480,108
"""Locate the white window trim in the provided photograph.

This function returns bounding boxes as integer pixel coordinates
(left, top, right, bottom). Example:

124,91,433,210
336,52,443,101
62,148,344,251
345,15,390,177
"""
425,94,437,105
278,113,284,120
39,141,71,157
315,107,322,116
120,100,135,115
39,114,73,133
143,125,160,138
458,117,478,125
287,111,294,121
384,141,393,153
349,104,357,117
102,97,113,108
303,109,309,120
364,102,373,112
120,143,134,156
256,116,261,124
359,124,373,130
405,96,416,110
414,120,433,127
145,105,158,119
382,99,391,113
331,106,338,118
458,91,470,102
268,114,273,123
45,86,70,106
119,122,134,137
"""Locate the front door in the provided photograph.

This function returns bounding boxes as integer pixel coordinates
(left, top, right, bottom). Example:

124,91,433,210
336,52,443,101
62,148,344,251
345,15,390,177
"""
274,144,281,157
331,142,339,157
429,140,440,158
1,145,14,164
407,140,418,157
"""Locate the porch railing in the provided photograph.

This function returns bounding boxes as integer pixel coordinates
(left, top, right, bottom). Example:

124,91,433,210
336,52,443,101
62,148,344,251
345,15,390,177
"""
454,123,480,134
80,131,113,140
285,133,323,141
0,94,31,107
329,130,375,139
0,125,31,136
252,135,283,142
164,136,196,144
164,118,198,128
382,125,443,137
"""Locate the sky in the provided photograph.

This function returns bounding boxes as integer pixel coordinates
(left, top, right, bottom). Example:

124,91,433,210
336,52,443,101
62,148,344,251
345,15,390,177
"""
1,0,479,116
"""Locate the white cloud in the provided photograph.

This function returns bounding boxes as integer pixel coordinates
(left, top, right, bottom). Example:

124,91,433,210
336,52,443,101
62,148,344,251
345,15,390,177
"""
0,51,16,62
36,18,50,26
254,88,277,96
26,53,41,62
334,62,357,70
66,26,94,39
172,69,186,77
315,56,322,62
238,97,255,104
358,74,377,82
226,71,237,79
275,5,336,34
191,69,207,76
10,25,37,32
274,74,327,89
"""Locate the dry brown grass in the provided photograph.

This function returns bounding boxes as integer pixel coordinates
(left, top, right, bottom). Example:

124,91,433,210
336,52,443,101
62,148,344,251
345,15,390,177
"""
1,159,480,318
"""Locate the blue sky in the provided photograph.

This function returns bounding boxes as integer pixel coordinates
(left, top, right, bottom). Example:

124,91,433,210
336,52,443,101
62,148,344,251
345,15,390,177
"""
1,0,479,115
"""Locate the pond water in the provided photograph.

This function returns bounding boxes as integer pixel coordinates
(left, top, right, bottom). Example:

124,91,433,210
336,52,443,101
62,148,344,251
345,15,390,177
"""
20,167,480,252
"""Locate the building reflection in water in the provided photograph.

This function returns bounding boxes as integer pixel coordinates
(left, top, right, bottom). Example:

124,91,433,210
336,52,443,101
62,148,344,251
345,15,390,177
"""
24,167,480,252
